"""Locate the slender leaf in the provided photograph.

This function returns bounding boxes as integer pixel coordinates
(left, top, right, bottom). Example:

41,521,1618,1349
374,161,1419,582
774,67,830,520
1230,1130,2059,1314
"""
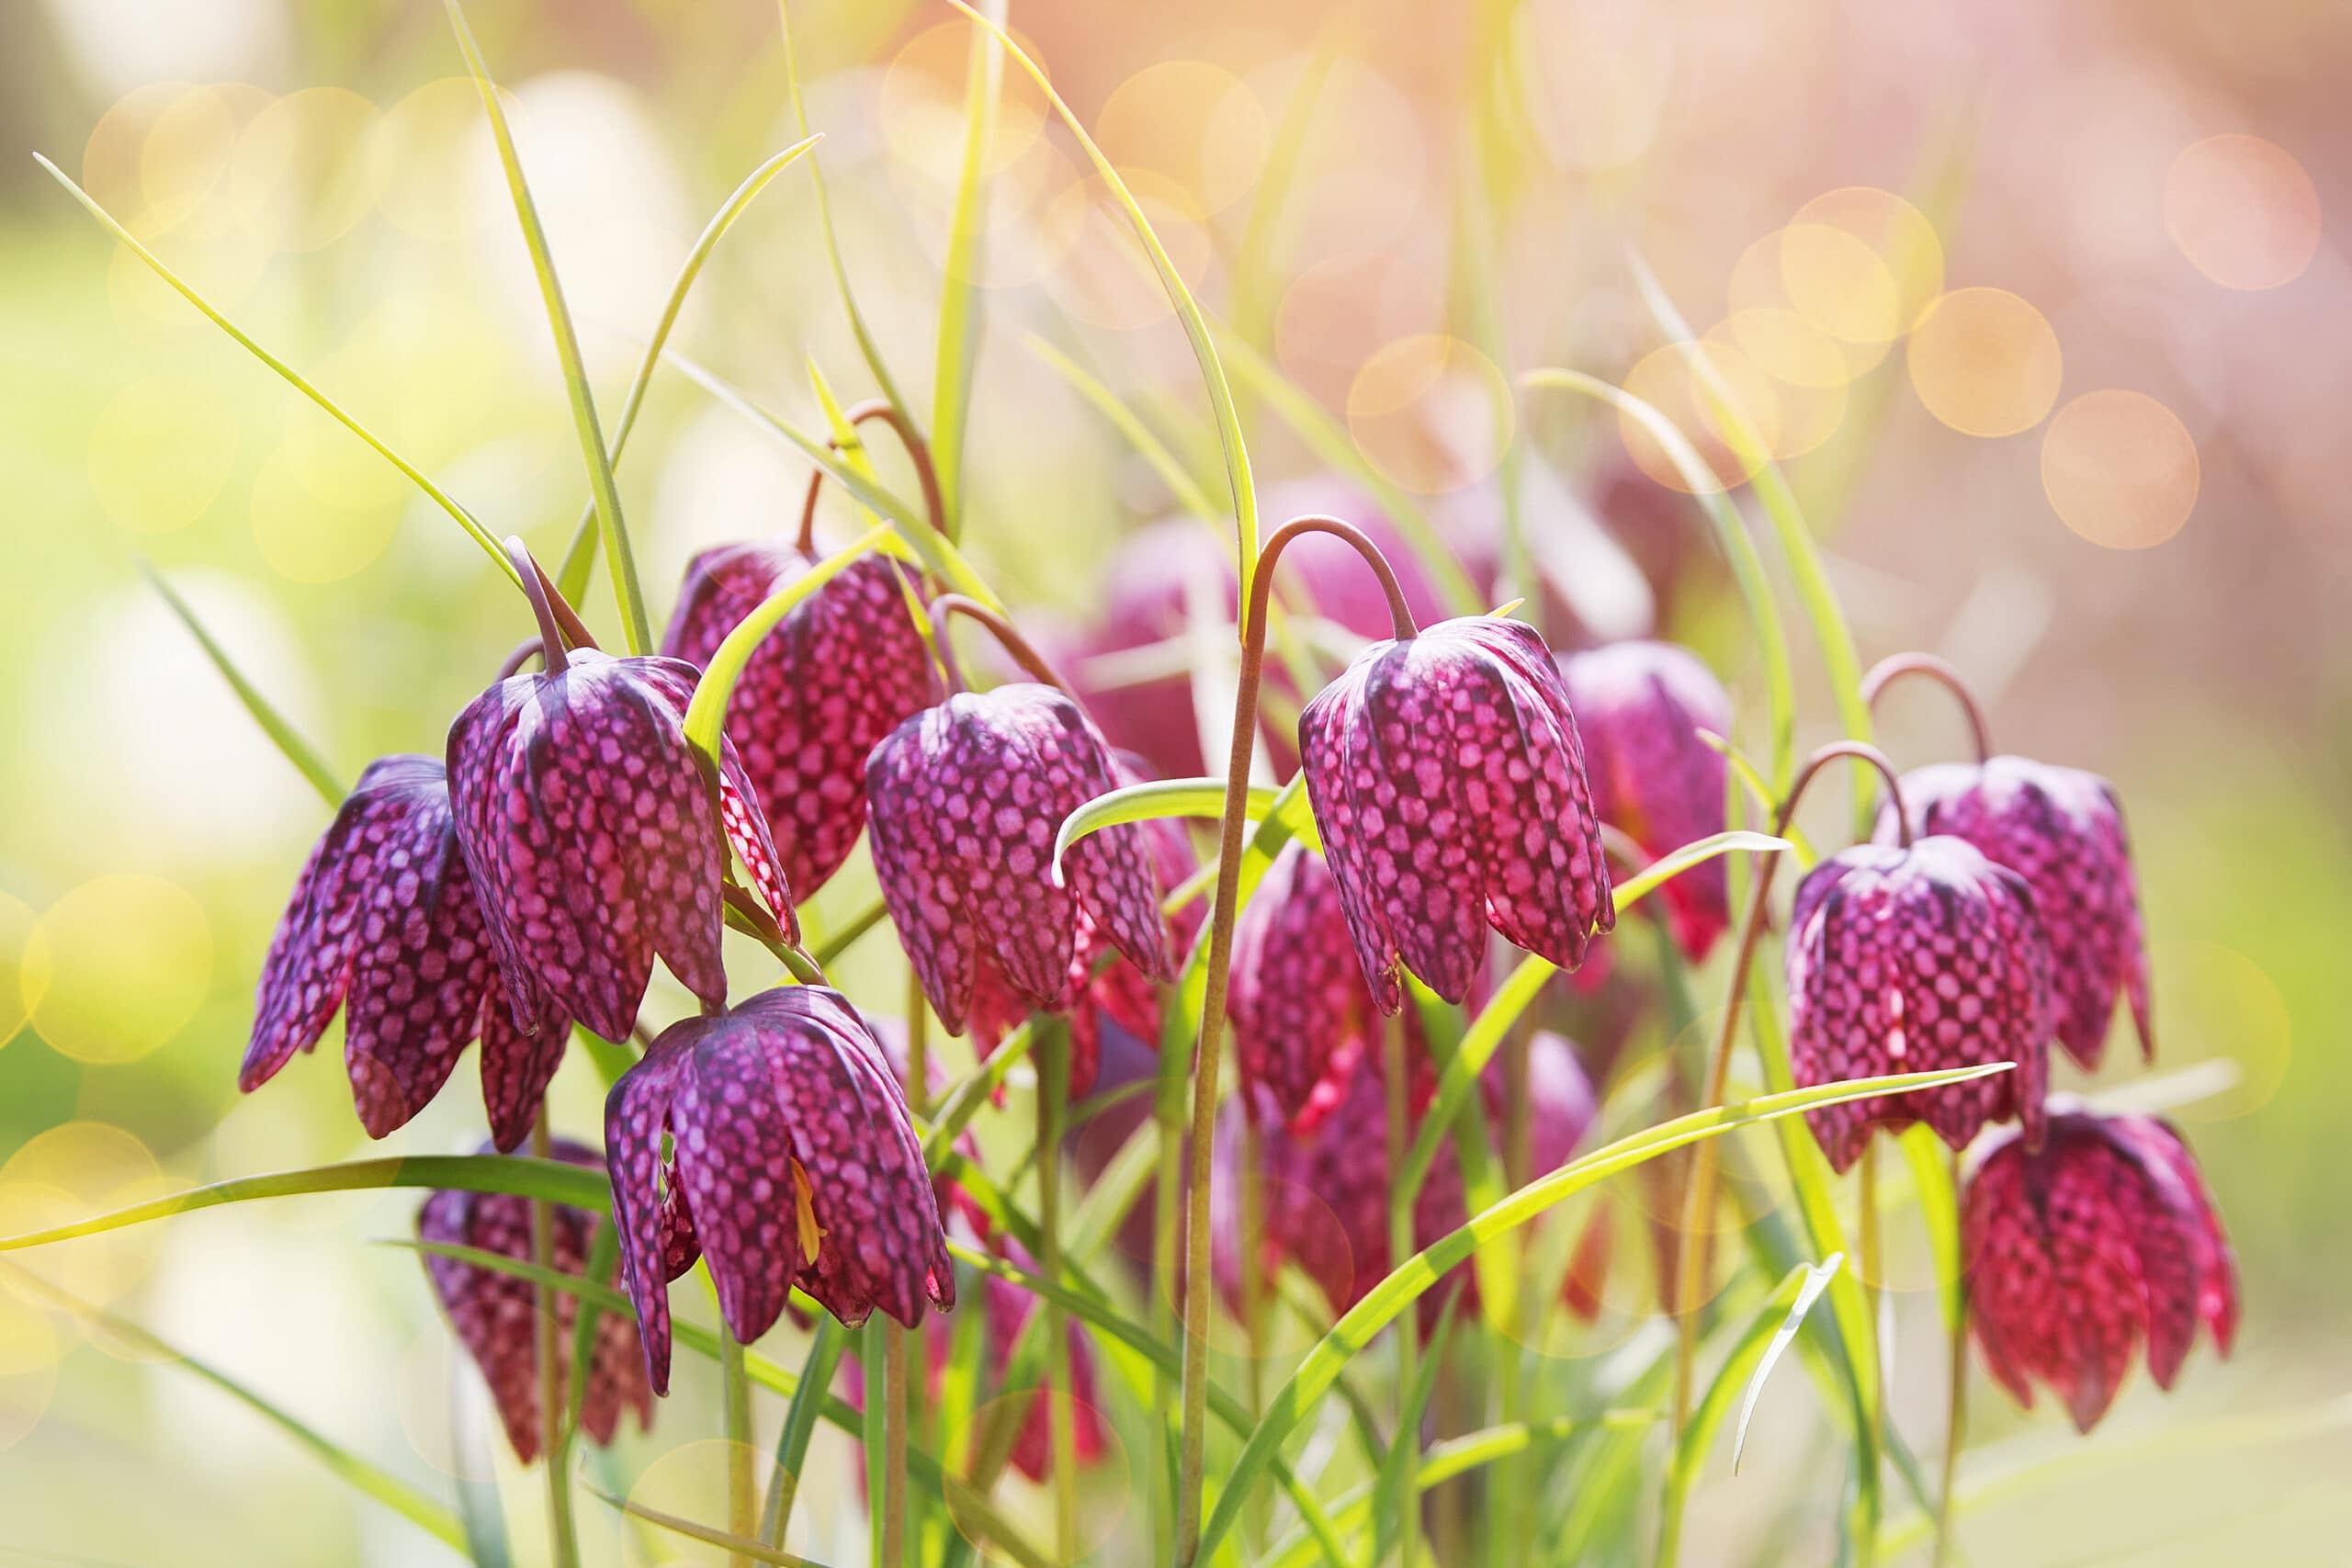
1899,1123,1962,1337
1026,333,1227,528
449,1361,515,1567
681,525,890,760
760,1318,847,1546
931,0,1003,535
1050,777,1317,881
586,1487,826,1568
1372,1294,1459,1567
1734,1256,1844,1472
141,561,342,807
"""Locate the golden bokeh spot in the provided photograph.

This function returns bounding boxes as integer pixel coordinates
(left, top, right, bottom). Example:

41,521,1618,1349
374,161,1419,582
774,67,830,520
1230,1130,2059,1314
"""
368,79,499,243
22,875,212,1066
2163,133,2322,292
250,437,402,582
1905,288,2063,438
1617,339,1782,493
944,1392,1128,1564
0,1122,170,1331
624,1437,781,1564
81,81,192,231
86,374,239,536
135,83,273,240
1790,186,1945,331
2041,389,2199,550
1702,319,1849,459
1346,333,1513,496
0,892,39,1047
1275,251,1443,407
879,20,1051,193
1780,222,1902,347
1722,306,1854,391
1725,231,1887,384
1513,0,1675,173
225,87,384,254
2143,940,2289,1122
1094,61,1267,216
1041,168,1210,333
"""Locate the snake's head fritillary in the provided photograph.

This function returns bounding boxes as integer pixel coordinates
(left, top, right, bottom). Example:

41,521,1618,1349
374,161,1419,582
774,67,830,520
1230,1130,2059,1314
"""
1786,836,2052,1172
661,543,931,899
417,1140,650,1461
1882,756,2152,1071
1300,615,1614,1011
1962,1108,2236,1432
445,650,794,1044
241,755,570,1152
1558,640,1733,962
1229,841,1381,1134
605,987,951,1394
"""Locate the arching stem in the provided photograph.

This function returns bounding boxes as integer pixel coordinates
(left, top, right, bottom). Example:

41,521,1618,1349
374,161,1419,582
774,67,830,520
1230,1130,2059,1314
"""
1860,652,1994,764
927,593,1076,697
503,538,600,679
1934,1146,1969,1568
530,1108,580,1568
796,398,947,553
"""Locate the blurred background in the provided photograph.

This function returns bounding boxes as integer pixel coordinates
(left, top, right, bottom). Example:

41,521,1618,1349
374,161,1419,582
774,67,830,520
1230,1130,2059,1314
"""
1,0,2347,1562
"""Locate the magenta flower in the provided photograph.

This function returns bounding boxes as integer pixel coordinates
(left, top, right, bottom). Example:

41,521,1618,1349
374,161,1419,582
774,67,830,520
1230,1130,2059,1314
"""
661,542,930,899
241,755,569,1151
865,682,1170,1093
1962,1108,2237,1431
1786,835,2052,1171
417,1141,651,1461
1885,757,2152,1070
1228,841,1383,1134
605,987,952,1393
446,649,793,1044
1300,615,1614,1010
1557,640,1732,962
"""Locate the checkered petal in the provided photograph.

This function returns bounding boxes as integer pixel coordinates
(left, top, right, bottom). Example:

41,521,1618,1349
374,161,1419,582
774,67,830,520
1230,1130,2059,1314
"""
1300,616,1613,1013
628,657,797,931
605,1030,695,1395
478,988,573,1154
1229,841,1378,1134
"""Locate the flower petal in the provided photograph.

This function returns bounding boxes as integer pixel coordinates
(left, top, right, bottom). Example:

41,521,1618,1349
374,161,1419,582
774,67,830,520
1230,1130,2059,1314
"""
605,1032,694,1395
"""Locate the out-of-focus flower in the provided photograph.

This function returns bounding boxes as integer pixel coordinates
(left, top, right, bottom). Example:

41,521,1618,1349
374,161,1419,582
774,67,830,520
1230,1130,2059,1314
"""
661,543,931,899
1786,835,2052,1171
1962,1108,2237,1431
865,683,1170,1098
1883,757,2151,1070
447,650,793,1043
1558,640,1733,962
605,987,951,1393
1300,615,1614,1010
1228,841,1379,1133
240,755,568,1151
417,1140,650,1461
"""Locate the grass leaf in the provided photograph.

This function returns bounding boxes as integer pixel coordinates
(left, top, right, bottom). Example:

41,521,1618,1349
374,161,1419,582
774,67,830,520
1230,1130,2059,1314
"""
1025,333,1227,529
1733,1255,1844,1472
140,561,342,807
1050,777,1317,882
931,0,1004,536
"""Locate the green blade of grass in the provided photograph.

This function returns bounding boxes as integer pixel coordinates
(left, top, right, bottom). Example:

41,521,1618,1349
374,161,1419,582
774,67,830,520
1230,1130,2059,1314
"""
586,1487,826,1568
1050,778,1316,880
1372,1293,1460,1567
449,1361,516,1566
443,0,650,654
1228,23,1348,350
1900,1122,1964,1337
1025,333,1227,529
931,0,1004,536
33,153,522,592
759,1317,847,1546
140,561,342,807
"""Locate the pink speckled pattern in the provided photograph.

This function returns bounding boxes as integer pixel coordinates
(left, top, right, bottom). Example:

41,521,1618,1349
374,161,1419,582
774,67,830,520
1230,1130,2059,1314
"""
1883,756,2152,1071
1557,640,1732,962
1228,841,1381,1134
1786,836,2052,1173
604,987,952,1394
241,755,571,1152
865,684,1170,1086
417,1139,651,1461
446,650,795,1044
1299,615,1614,1011
662,544,932,899
1962,1109,2236,1432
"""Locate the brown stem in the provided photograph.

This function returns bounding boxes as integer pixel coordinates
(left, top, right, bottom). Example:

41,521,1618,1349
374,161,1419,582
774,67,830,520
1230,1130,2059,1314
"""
796,399,947,553
496,636,546,681
504,537,571,675
1860,652,1994,764
927,593,1075,697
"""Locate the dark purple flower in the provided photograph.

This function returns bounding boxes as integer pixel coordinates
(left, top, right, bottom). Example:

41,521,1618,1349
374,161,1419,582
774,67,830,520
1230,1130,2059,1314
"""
605,987,952,1393
417,1140,651,1461
1228,841,1383,1134
1299,615,1614,1011
661,544,931,900
446,649,793,1044
1962,1108,2237,1431
865,683,1171,1094
1786,836,2052,1172
1882,757,2152,1070
241,756,569,1151
1557,640,1733,962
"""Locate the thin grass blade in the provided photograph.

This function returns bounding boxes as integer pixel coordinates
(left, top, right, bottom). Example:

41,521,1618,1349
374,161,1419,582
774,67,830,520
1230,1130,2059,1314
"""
930,0,1004,536
141,561,342,807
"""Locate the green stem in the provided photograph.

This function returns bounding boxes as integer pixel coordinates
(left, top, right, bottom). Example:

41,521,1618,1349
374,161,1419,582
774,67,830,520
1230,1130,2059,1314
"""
883,1323,910,1568
1038,1021,1079,1562
1858,1143,1886,1568
723,1323,755,1568
1385,1014,1419,1568
531,1112,581,1568
1934,1150,1968,1568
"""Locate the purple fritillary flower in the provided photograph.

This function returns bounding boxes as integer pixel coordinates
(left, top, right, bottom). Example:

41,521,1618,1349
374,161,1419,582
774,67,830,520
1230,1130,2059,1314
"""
1880,756,2152,1071
1299,615,1615,1012
1557,640,1733,963
1786,835,2052,1173
1962,1108,2237,1432
241,755,569,1152
446,650,793,1044
661,544,931,900
417,1140,651,1461
865,684,1171,1090
1228,841,1383,1134
605,986,952,1393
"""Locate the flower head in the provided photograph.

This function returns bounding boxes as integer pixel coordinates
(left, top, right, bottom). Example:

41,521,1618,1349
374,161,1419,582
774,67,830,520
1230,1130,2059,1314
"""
605,987,951,1393
1883,757,2151,1070
241,756,568,1151
1227,841,1378,1133
661,543,931,899
1300,615,1614,1010
417,1140,650,1461
1786,835,2052,1171
1557,640,1732,961
446,649,793,1043
1962,1108,2237,1431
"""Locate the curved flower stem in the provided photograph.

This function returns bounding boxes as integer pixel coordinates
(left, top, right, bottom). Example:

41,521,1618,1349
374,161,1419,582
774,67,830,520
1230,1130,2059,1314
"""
882,1325,909,1568
1668,741,1914,1434
927,594,1076,697
505,538,574,675
1037,1019,1080,1562
1384,1014,1419,1568
1175,513,1414,1561
796,399,948,552
721,1324,754,1568
530,1110,581,1568
1934,1147,1969,1568
1860,652,1994,764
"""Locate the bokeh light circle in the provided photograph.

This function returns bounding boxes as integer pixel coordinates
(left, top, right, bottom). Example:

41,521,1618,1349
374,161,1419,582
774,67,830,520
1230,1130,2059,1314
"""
2143,940,2290,1122
944,1393,1128,1564
2163,134,2321,291
1094,62,1268,215
0,893,38,1047
2040,389,2199,549
22,874,213,1065
624,1438,781,1564
1041,170,1210,333
0,1122,174,1352
879,21,1050,193
1905,288,2063,437
1617,339,1782,493
1789,186,1945,332
1345,333,1514,495
86,375,239,536
225,87,383,252
369,79,498,242
250,437,403,582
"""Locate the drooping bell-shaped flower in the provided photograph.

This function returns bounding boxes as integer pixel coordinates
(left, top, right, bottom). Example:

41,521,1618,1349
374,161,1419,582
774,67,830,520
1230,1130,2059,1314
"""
1228,840,1384,1134
1883,757,2152,1071
661,543,931,899
1786,834,2052,1171
605,987,952,1393
241,755,569,1151
1300,615,1615,1010
1557,640,1733,962
1962,1108,2236,1431
447,649,794,1044
417,1141,651,1461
